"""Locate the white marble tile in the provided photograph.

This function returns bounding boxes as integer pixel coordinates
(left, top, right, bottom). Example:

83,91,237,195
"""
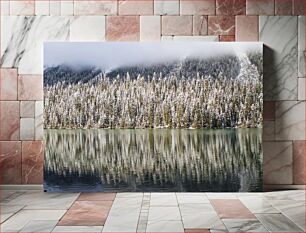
264,190,305,201
263,121,275,141
148,207,181,221
256,214,303,232
20,101,35,118
176,193,210,204
115,193,143,198
111,197,142,208
52,226,103,232
298,78,305,100
20,118,35,140
238,196,279,214
206,193,238,199
20,220,58,232
154,0,179,15
74,1,117,15
0,209,66,232
259,16,298,100
70,16,105,41
49,1,60,16
61,1,73,16
1,204,25,223
223,219,268,232
173,36,219,41
35,1,50,15
161,36,173,41
10,1,35,15
1,16,70,74
35,101,44,140
275,101,305,140
146,221,184,233
298,16,305,78
263,141,293,184
150,193,178,206
1,0,10,15
140,16,161,41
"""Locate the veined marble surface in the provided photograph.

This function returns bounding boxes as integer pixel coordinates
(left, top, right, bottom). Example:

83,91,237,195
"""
1,16,70,74
298,16,305,78
260,16,298,101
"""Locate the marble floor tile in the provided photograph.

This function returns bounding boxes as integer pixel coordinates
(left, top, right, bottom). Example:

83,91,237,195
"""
111,196,142,208
148,206,181,221
176,193,210,204
20,220,58,232
264,190,305,201
238,196,279,213
146,221,184,233
0,190,17,201
256,214,304,232
115,192,143,198
52,226,103,232
0,209,66,232
150,193,178,206
222,219,269,232
1,204,24,223
206,193,238,199
184,229,210,233
77,193,116,201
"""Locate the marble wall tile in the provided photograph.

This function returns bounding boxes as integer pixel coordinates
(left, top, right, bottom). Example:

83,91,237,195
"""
20,101,35,118
140,16,161,41
275,101,305,140
61,1,74,16
216,0,246,15
70,16,106,41
0,68,18,100
10,1,35,15
263,101,275,120
22,141,44,184
275,0,293,15
35,1,50,15
1,16,70,74
35,101,44,140
180,0,215,15
20,118,35,140
293,140,305,184
219,35,235,41
162,16,192,36
49,1,61,16
193,16,208,36
263,121,275,141
259,16,298,100
1,0,10,15
293,0,305,15
208,16,235,35
74,1,117,15
246,0,274,15
173,36,218,41
106,16,139,41
18,75,43,100
161,36,174,41
263,141,293,184
0,101,20,141
298,16,305,78
236,15,258,41
298,78,305,100
154,0,179,15
0,141,22,184
119,0,153,15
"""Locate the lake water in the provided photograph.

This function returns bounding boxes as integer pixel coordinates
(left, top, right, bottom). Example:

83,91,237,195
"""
44,129,262,192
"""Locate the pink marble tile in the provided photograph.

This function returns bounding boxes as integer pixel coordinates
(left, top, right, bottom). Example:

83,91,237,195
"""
208,16,235,36
293,0,305,15
0,69,18,100
106,16,140,41
275,0,293,15
58,201,113,226
210,199,256,219
22,141,44,184
18,75,43,101
216,0,246,15
180,0,215,15
162,16,192,36
74,0,117,15
119,0,153,15
0,141,22,184
193,16,208,36
236,15,258,41
78,193,116,201
263,101,275,121
293,140,305,184
219,35,235,41
246,0,274,15
10,0,35,15
0,101,20,141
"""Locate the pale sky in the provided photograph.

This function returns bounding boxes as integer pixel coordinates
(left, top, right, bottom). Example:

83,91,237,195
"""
44,42,262,72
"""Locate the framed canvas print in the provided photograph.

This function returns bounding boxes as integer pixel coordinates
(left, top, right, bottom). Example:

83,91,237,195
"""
43,42,263,192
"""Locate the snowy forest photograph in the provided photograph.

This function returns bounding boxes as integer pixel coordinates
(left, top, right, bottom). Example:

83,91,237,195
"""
43,42,263,192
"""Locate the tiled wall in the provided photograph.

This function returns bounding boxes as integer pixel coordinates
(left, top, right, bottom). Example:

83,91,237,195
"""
0,0,305,186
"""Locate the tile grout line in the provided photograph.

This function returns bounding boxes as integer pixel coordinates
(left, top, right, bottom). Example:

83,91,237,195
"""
136,193,150,232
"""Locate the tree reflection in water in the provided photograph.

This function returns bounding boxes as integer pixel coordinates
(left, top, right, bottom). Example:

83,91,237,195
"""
44,129,262,192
